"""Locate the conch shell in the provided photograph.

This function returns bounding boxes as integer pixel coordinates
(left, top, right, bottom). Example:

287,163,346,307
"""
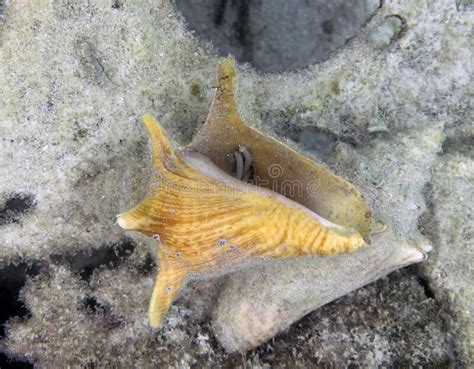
117,58,372,327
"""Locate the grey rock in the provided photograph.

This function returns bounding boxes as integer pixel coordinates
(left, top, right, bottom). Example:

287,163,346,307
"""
0,0,472,367
419,154,474,359
176,0,380,72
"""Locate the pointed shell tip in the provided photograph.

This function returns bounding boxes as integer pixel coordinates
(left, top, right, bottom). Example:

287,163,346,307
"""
142,113,156,126
116,213,134,230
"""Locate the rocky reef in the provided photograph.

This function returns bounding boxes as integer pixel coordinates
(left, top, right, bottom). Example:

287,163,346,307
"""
0,0,472,367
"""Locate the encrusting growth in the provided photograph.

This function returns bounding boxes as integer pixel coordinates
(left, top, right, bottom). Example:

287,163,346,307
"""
117,59,368,328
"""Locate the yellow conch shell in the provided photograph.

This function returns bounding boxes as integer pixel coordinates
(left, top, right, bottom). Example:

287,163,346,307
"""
117,58,371,327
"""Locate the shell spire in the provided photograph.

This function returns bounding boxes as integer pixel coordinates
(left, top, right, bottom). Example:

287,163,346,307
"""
116,114,179,234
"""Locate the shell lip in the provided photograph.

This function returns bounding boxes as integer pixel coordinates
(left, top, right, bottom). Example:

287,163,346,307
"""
179,148,362,237
116,212,138,230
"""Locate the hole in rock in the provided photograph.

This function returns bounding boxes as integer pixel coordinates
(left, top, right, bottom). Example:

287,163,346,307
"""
442,135,474,156
416,275,436,300
136,252,156,276
0,194,36,226
175,0,381,72
0,261,41,338
0,352,34,369
82,295,110,314
51,238,135,281
111,0,122,10
279,125,338,158
80,295,122,328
